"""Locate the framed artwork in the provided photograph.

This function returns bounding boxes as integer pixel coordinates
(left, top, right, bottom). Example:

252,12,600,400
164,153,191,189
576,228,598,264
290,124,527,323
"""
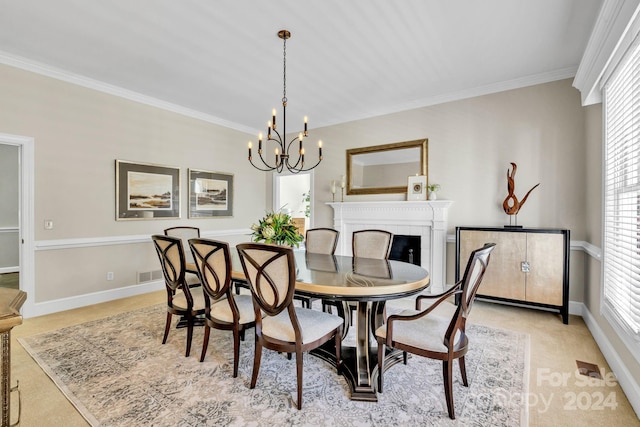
407,175,427,201
116,160,180,220
188,169,234,218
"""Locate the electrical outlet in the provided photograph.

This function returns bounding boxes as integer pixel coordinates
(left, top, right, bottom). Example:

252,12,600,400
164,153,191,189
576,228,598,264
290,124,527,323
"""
44,220,54,230
107,272,114,281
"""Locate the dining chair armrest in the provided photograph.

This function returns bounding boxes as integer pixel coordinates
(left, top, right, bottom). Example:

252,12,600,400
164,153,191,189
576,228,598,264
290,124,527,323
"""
415,281,461,310
386,288,462,347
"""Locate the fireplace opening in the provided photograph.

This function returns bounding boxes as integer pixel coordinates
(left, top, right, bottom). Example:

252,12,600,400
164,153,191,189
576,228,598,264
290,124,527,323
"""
389,235,421,266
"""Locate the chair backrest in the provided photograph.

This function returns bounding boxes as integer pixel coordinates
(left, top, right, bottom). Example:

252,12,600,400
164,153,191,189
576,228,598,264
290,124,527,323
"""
188,238,231,300
443,243,496,345
305,228,339,255
236,243,296,316
152,235,186,292
352,229,393,259
164,227,200,264
459,243,496,316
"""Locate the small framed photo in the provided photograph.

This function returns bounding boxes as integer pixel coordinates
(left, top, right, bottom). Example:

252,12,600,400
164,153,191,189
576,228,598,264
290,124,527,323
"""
188,169,234,218
407,175,427,201
116,160,180,220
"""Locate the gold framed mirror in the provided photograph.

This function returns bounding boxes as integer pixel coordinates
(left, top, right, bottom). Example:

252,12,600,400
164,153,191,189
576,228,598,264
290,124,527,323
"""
346,138,428,195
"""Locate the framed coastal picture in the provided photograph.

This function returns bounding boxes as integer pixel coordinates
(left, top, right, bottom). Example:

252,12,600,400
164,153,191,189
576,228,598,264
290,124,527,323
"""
188,169,234,218
116,160,180,220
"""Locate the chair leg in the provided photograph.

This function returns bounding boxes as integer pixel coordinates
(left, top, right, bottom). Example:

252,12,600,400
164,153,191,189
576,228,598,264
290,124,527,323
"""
459,356,468,387
377,338,385,393
199,324,211,362
334,327,342,373
162,312,172,344
443,360,455,419
232,327,241,378
403,351,408,365
250,339,262,389
185,316,194,357
295,350,303,410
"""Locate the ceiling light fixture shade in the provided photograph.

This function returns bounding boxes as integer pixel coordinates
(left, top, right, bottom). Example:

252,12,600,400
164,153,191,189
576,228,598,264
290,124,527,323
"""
247,30,323,173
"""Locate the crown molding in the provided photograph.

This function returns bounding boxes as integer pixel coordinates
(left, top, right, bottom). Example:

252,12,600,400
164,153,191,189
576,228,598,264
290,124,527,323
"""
574,0,640,106
0,51,257,135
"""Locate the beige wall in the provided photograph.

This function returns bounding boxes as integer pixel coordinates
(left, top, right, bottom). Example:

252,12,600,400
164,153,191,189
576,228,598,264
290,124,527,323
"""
0,64,266,303
308,79,587,238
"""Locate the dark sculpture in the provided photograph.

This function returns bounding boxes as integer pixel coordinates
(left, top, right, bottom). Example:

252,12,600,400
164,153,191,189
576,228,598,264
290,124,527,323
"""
502,162,539,215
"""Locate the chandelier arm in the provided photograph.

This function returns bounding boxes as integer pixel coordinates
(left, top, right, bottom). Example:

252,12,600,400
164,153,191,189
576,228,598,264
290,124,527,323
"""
248,156,277,172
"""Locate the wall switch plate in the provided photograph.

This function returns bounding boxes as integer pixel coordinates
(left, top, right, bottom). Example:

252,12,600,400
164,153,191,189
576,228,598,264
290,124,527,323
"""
107,272,114,281
44,220,54,230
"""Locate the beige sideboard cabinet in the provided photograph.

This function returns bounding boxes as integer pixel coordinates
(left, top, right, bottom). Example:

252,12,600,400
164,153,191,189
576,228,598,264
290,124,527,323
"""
456,226,570,324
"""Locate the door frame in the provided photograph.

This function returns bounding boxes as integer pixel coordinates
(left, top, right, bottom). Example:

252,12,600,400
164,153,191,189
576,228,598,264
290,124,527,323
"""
272,170,314,229
0,133,35,317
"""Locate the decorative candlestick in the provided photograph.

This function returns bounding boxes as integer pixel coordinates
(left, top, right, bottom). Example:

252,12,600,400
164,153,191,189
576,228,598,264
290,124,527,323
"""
330,180,336,202
340,175,345,202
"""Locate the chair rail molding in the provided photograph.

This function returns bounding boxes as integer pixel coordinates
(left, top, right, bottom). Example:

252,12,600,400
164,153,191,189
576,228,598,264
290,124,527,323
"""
327,200,453,292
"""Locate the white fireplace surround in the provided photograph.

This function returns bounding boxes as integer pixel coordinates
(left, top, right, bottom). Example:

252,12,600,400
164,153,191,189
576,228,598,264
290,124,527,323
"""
327,200,453,291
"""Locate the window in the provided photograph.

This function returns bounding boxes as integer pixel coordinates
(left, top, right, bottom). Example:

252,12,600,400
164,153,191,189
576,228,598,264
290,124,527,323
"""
603,38,640,339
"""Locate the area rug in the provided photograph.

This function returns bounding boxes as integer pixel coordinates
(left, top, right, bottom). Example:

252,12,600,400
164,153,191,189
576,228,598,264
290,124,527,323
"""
19,304,529,426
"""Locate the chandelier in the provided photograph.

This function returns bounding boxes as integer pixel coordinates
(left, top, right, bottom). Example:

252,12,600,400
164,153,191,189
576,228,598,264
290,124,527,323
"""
247,30,323,173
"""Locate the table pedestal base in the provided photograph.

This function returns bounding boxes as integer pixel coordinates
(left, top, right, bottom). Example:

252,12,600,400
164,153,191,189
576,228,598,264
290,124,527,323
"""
312,300,406,402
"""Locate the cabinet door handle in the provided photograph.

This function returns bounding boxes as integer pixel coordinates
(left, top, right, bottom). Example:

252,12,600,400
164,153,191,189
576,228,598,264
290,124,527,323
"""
521,261,530,273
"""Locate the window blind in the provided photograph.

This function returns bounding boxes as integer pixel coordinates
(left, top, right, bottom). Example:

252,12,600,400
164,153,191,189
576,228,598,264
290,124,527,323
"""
603,38,640,336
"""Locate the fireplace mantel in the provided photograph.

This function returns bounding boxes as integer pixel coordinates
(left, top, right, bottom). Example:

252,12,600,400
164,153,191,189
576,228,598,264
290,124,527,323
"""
327,200,453,291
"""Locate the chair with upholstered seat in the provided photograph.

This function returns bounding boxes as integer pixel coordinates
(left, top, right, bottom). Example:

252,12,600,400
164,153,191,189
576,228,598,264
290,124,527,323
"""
352,229,393,259
301,228,339,310
305,227,339,255
188,238,256,377
236,242,343,410
164,226,200,273
375,242,495,419
152,234,207,357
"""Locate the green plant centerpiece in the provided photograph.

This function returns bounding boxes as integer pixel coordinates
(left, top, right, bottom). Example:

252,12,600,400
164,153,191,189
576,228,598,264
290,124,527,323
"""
250,209,304,247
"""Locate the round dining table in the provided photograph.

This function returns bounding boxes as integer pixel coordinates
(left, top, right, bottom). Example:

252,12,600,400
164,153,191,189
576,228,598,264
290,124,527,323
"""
232,249,430,402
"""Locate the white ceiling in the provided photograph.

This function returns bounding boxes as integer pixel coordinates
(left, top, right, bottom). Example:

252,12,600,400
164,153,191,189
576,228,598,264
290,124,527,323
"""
0,1,602,135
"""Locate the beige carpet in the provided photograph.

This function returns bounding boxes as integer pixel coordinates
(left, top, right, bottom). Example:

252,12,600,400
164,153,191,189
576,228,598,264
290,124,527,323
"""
19,304,529,426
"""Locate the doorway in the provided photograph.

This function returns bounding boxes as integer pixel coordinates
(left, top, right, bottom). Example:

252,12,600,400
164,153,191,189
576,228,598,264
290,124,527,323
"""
273,171,313,235
0,133,35,317
0,144,19,289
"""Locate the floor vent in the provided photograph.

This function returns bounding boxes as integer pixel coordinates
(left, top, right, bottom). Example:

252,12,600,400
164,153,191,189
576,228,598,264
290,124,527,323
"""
138,270,163,284
576,360,602,379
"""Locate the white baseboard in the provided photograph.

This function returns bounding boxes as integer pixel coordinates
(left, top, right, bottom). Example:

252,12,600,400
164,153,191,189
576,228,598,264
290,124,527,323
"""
578,302,640,419
0,266,19,274
27,280,164,318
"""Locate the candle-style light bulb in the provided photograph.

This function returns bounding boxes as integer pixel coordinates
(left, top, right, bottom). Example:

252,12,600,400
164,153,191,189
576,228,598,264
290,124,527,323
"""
258,133,263,151
318,140,323,159
272,109,277,129
267,121,272,138
299,133,303,152
304,116,308,135
248,141,252,159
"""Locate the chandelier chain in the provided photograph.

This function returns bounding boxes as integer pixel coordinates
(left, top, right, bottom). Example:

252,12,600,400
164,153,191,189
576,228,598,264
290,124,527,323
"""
282,36,287,104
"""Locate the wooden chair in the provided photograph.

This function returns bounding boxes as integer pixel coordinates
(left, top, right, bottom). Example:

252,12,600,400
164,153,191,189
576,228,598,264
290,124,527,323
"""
188,238,256,377
164,226,200,273
152,235,207,357
375,242,496,419
301,228,339,310
305,228,339,255
352,229,393,259
236,242,343,409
